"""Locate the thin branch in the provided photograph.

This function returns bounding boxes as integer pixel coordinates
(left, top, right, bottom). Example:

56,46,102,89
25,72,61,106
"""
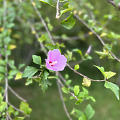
30,24,47,54
58,73,79,101
54,36,82,41
3,0,9,119
70,45,92,67
85,45,92,55
67,64,106,82
58,73,66,84
31,0,55,45
74,14,120,62
56,75,72,120
8,85,27,102
8,102,30,117
56,0,60,19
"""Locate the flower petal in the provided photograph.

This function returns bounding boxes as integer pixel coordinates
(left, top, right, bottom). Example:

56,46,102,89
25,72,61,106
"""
48,49,61,61
46,49,67,71
52,55,67,71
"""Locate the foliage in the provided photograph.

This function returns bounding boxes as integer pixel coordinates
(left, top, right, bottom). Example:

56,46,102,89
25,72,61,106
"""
0,0,120,119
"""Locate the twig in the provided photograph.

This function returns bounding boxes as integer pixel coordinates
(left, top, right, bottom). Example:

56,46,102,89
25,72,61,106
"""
74,14,120,62
56,74,72,120
8,85,27,102
54,36,82,41
67,64,106,82
85,45,92,55
58,73,79,100
31,0,55,45
3,0,9,119
58,73,66,84
56,0,60,19
8,102,30,117
30,24,47,54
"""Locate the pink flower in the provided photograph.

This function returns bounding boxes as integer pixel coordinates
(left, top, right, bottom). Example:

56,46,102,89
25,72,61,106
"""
46,49,67,71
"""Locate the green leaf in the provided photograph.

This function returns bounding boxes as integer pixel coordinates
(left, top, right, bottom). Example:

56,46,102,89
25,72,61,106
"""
104,81,119,100
15,72,22,80
61,14,76,29
104,72,116,79
94,65,116,79
0,101,7,112
8,106,15,116
20,102,32,115
71,108,86,120
18,64,25,69
62,87,69,94
73,48,84,59
38,34,47,43
86,96,96,102
60,8,73,16
39,0,55,6
65,50,72,62
74,85,80,96
74,64,79,70
94,65,104,75
14,117,24,120
40,71,50,92
85,104,95,120
65,80,72,86
23,66,38,78
0,94,3,103
8,60,16,69
0,66,5,73
114,0,119,4
25,79,33,86
32,55,41,65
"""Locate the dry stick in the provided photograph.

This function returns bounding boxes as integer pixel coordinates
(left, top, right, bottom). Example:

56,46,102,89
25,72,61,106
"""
74,14,120,62
8,86,27,102
3,0,9,119
56,0,60,19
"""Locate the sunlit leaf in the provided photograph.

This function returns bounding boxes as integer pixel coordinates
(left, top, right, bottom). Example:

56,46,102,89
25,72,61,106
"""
15,72,22,80
82,77,91,87
74,85,80,96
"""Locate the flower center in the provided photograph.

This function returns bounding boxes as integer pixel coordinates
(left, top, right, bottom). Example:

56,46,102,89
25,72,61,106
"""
49,61,57,66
